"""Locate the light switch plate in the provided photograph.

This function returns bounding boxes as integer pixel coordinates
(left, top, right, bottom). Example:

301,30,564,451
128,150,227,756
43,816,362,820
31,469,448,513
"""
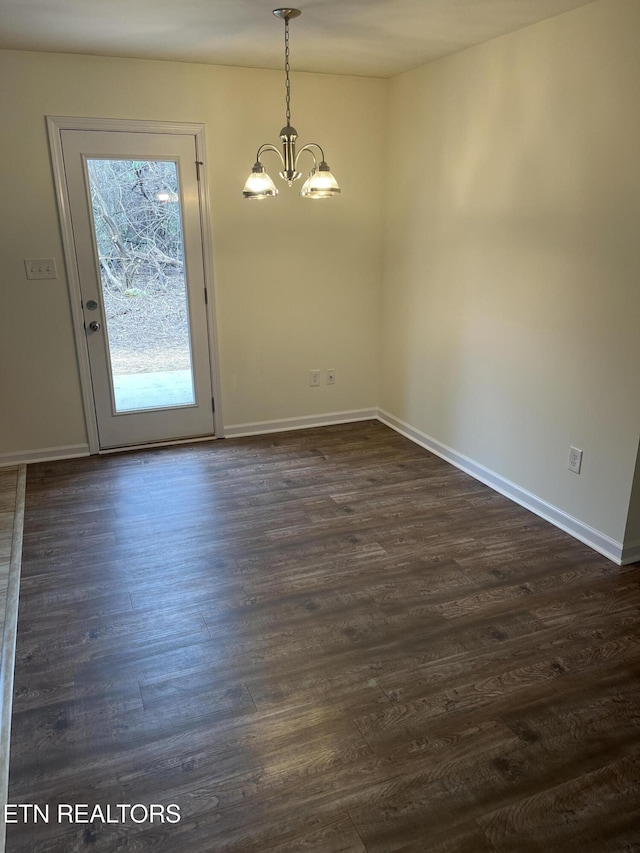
25,258,58,280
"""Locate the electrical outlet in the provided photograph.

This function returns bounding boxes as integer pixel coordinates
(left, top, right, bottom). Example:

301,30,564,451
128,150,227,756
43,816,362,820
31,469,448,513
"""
25,258,57,280
326,369,336,385
568,446,583,474
309,369,321,387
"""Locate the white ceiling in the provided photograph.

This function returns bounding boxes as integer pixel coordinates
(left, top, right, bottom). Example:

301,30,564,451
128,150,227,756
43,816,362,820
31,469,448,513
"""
0,0,596,78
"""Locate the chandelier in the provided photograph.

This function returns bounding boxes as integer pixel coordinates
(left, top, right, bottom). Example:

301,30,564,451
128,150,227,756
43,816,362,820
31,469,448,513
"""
242,8,341,200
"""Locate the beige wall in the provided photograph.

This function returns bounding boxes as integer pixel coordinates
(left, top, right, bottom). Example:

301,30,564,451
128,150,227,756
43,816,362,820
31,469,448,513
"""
0,50,387,449
380,0,640,544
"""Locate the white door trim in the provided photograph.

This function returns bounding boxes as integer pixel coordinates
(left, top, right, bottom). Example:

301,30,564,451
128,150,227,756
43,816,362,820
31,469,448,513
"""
47,116,224,452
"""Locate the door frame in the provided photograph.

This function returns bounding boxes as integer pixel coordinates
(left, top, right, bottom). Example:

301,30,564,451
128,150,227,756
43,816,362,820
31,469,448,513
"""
47,116,224,453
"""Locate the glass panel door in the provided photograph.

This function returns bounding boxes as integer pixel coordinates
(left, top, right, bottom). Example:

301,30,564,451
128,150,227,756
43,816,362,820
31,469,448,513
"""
59,128,215,449
86,158,196,413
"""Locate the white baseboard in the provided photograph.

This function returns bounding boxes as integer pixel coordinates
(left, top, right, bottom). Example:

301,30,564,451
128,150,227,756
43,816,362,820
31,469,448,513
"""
224,409,378,439
377,409,626,566
621,540,640,566
0,444,90,468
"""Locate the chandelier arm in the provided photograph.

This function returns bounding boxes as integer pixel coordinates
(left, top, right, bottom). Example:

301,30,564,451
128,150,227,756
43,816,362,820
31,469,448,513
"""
294,143,325,170
256,144,286,167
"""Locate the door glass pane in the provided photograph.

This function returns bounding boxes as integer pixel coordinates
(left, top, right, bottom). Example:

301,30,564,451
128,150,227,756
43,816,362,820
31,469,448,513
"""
86,158,195,413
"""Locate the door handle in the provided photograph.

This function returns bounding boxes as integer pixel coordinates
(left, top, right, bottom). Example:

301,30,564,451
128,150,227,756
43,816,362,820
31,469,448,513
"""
89,321,102,332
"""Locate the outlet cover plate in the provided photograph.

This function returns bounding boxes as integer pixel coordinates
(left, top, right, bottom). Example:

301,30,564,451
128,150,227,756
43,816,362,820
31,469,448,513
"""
568,446,583,474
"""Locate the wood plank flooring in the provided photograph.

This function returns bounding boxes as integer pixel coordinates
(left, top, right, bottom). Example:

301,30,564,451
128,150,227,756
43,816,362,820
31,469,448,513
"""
6,421,640,852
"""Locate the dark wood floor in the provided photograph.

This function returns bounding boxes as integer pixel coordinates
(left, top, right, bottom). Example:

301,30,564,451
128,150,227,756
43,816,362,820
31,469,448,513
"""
7,421,640,852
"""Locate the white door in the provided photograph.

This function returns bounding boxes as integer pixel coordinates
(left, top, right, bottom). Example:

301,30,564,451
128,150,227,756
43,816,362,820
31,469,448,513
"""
59,128,215,449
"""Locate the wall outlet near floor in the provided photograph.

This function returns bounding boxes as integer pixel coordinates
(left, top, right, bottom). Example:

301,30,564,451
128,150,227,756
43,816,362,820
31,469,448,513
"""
309,369,321,387
24,258,57,280
326,369,336,385
568,446,583,474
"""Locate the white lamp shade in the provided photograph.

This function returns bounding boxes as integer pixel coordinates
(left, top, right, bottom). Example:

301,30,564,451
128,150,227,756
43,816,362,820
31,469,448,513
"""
300,165,340,198
243,167,278,199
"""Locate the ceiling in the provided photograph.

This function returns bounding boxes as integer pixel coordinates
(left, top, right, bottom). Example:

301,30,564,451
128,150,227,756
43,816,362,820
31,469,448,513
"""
0,0,596,78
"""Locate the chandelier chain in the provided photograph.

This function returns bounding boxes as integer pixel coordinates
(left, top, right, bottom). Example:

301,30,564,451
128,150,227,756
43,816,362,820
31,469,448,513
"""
284,17,291,127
